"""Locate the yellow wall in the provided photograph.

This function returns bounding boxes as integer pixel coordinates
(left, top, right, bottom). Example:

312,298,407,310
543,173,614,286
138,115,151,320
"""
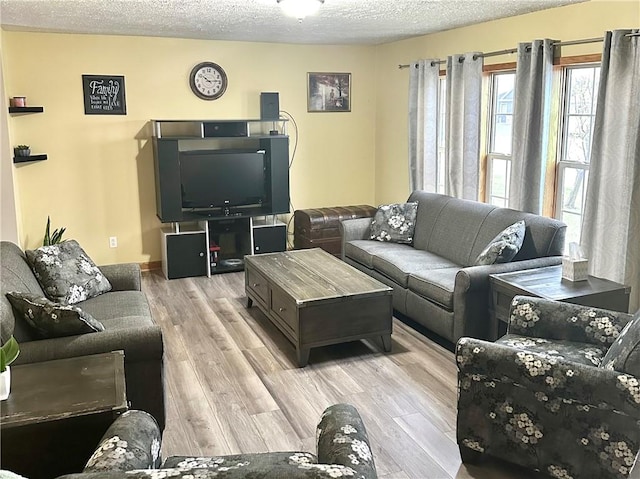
2,33,376,264
374,0,640,205
2,0,638,264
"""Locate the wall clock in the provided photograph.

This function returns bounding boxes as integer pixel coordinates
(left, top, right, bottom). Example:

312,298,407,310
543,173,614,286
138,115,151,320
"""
189,62,228,100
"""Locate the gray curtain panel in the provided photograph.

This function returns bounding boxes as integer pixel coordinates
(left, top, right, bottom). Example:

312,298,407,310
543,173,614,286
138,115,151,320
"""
446,52,482,200
408,59,440,193
582,29,640,312
508,39,555,214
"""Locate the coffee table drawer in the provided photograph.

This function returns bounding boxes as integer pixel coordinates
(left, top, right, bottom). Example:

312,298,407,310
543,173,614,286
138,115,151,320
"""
271,288,297,332
247,268,269,305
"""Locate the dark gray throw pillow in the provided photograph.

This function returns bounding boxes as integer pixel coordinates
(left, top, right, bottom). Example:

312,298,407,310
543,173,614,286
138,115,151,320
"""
369,202,418,244
601,310,640,377
6,291,105,338
474,220,526,266
25,240,112,305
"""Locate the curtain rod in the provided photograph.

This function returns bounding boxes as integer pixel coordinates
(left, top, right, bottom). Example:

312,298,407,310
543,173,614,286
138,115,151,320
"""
397,33,638,69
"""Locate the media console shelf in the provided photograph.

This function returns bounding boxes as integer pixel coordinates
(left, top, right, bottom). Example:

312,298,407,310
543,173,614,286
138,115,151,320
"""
161,217,286,279
152,118,290,279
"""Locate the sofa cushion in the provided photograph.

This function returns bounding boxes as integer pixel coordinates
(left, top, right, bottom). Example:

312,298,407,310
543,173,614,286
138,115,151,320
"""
343,240,407,269
601,310,640,377
162,452,318,469
5,291,104,338
407,267,460,310
408,191,455,251
25,240,112,305
470,208,566,263
369,202,418,244
498,334,608,367
474,220,525,266
426,198,496,266
373,249,459,288
80,290,152,321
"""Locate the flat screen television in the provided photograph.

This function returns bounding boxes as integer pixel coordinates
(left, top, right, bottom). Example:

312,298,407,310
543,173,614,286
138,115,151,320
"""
180,150,266,210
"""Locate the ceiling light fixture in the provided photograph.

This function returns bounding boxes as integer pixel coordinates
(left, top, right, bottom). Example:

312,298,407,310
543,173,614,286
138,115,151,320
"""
277,0,324,21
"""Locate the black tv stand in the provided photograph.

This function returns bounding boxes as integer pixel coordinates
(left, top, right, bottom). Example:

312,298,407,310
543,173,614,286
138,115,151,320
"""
160,216,287,279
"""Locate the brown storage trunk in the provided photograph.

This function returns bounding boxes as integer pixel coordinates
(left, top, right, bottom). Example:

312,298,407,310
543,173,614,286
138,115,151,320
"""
294,205,377,256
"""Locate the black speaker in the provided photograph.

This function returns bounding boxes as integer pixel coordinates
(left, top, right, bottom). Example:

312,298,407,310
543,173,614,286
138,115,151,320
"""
260,92,280,120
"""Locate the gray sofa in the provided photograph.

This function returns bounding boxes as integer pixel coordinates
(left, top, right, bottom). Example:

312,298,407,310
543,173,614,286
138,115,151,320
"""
0,241,165,430
340,191,566,343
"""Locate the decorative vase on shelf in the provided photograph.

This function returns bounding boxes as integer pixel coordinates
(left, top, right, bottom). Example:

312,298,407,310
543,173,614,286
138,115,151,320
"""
0,366,11,400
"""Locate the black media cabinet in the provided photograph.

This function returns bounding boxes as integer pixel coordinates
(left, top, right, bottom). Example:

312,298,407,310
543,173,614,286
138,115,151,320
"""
161,217,287,279
152,119,290,279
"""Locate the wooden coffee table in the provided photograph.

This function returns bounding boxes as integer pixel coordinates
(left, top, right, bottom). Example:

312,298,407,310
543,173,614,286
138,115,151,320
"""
245,248,393,366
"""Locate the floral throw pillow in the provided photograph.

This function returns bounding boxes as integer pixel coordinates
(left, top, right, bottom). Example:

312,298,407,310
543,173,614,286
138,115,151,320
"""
5,291,105,338
25,240,112,305
369,202,418,244
474,220,526,266
601,310,640,377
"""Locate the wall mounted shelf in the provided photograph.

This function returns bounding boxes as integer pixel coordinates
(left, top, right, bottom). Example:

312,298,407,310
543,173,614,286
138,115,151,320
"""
8,106,44,114
9,105,47,163
13,154,47,164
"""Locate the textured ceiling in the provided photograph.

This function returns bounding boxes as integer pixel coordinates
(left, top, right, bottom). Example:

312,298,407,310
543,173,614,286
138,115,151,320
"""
0,0,587,45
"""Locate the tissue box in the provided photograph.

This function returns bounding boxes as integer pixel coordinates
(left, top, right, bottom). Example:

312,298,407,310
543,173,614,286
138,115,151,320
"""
562,257,589,282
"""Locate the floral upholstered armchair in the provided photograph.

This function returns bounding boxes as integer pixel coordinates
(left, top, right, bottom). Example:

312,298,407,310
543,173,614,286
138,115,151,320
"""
456,295,640,479
56,404,377,479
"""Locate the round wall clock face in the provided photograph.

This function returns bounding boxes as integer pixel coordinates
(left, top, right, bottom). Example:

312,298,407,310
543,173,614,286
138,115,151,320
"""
189,62,228,100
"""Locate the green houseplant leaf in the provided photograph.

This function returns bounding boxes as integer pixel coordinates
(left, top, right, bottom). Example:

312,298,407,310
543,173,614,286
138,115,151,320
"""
43,216,66,246
0,336,20,372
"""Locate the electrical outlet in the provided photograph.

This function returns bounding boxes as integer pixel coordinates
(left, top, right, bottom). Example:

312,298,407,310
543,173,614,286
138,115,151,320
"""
109,237,118,248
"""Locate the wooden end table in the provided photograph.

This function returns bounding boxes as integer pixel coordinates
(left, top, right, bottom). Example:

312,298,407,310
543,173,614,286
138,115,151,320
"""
245,248,393,367
0,351,128,479
490,265,631,339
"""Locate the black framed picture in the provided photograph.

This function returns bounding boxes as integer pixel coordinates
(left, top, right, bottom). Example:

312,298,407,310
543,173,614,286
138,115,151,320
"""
82,75,127,115
307,72,351,112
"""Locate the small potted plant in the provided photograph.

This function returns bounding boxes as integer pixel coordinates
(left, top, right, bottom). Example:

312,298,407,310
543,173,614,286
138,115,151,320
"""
43,216,66,246
0,336,20,400
14,145,31,158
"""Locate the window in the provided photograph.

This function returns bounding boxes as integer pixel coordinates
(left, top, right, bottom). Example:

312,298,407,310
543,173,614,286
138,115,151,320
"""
436,77,447,193
484,63,600,237
555,65,600,246
486,72,515,207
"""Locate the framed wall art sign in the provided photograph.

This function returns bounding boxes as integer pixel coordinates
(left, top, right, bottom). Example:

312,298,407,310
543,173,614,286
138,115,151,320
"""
307,72,351,112
82,75,127,115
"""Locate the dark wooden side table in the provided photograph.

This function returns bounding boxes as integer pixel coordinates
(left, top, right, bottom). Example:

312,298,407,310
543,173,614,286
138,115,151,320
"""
0,351,127,479
490,265,631,339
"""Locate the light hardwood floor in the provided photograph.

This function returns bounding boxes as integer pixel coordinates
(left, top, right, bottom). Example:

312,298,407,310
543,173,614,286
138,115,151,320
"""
143,269,545,479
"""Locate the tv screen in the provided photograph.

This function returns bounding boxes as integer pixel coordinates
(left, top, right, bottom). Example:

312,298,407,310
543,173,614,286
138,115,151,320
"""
180,151,266,209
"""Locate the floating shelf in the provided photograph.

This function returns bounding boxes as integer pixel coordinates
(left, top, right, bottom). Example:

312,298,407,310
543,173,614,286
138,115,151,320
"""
8,106,44,114
13,154,47,164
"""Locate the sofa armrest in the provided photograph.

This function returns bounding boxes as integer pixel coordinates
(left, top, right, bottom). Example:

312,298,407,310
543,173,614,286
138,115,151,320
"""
456,256,563,293
316,403,377,479
340,217,372,241
507,295,633,346
84,410,161,472
456,337,640,417
451,256,562,341
99,264,142,291
14,323,163,365
339,218,373,259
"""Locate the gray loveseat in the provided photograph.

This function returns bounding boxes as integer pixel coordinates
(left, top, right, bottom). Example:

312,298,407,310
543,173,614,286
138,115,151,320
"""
340,191,566,343
0,241,165,430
